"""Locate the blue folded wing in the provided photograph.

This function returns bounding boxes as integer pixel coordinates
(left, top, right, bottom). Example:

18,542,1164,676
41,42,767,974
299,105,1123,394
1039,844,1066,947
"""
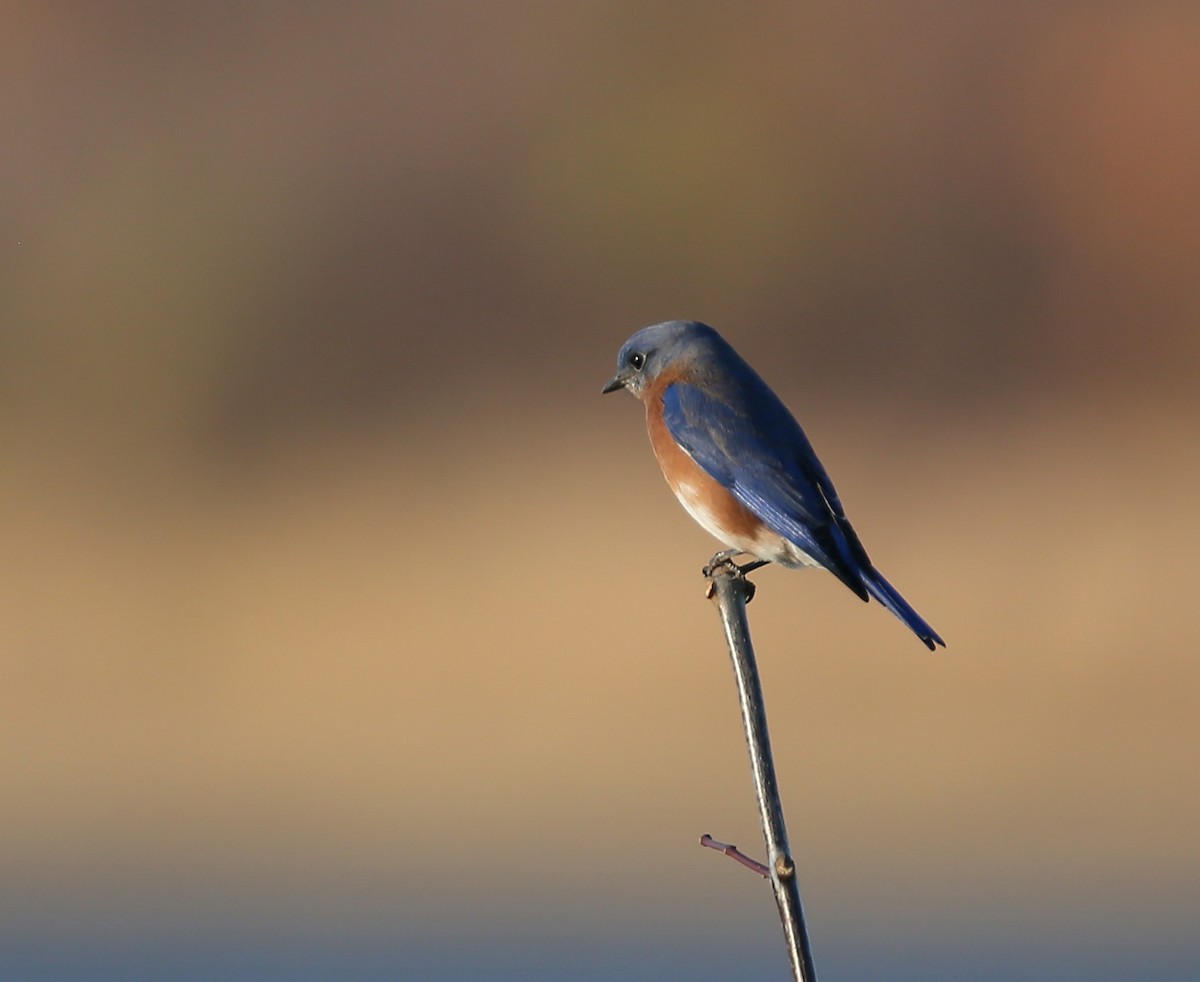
660,381,869,597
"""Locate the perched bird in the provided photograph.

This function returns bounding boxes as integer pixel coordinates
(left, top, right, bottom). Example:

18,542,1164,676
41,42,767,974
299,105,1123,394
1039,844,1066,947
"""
603,320,944,650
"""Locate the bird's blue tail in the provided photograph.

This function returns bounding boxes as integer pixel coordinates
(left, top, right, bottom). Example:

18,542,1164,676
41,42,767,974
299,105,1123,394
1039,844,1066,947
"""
863,569,944,650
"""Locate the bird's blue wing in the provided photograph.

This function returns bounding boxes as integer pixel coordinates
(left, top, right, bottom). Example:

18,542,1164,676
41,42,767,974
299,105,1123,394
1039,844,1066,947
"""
661,381,869,594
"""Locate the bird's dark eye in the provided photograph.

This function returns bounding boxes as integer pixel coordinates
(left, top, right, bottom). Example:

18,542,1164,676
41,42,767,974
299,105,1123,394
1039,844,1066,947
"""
628,351,646,370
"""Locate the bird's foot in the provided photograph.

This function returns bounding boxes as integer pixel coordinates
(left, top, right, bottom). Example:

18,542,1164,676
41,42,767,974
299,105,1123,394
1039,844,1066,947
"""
702,549,743,578
702,551,765,602
702,551,769,578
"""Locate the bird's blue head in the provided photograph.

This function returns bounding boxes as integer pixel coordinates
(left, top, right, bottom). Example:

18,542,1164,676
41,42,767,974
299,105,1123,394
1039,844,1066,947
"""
602,320,721,399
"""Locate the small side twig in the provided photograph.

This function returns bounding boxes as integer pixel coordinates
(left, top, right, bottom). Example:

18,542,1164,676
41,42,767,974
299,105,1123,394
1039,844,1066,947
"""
704,555,818,982
699,834,769,878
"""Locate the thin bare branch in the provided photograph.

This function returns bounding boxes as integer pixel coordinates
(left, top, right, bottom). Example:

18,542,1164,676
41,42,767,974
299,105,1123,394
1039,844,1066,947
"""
699,833,769,878
705,555,818,982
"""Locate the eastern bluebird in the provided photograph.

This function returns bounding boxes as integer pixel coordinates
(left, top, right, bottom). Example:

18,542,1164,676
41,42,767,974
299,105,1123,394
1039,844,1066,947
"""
603,320,944,650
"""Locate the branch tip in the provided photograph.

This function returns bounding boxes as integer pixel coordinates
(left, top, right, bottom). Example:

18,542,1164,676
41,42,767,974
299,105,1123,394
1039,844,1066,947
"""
699,833,770,878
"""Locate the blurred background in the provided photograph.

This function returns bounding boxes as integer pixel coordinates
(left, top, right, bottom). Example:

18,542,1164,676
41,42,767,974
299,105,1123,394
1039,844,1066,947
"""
2,3,1197,980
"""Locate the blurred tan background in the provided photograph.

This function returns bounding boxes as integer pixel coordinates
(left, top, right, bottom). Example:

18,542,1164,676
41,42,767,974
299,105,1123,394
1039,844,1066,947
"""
2,4,1197,980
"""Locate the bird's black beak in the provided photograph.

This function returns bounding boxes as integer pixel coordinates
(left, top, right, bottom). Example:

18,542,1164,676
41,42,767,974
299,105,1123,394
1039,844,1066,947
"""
601,373,627,394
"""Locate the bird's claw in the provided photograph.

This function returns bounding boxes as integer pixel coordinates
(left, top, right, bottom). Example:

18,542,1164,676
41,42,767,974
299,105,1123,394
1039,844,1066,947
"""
701,549,740,579
702,551,760,602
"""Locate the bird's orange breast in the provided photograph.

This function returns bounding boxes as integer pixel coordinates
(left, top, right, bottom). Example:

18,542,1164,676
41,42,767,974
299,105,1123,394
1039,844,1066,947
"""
644,394,767,548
